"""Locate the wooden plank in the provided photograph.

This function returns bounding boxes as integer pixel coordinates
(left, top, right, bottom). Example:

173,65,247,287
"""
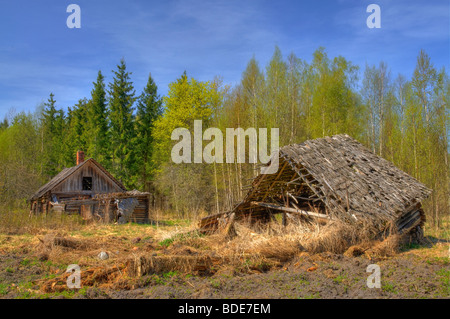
61,199,98,205
250,201,331,220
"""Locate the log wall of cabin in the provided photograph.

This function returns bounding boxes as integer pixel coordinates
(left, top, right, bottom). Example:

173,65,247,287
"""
99,196,150,223
77,195,150,223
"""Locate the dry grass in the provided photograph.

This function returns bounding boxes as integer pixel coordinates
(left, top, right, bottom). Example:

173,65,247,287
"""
0,209,404,266
0,209,84,235
152,218,384,274
2,208,445,295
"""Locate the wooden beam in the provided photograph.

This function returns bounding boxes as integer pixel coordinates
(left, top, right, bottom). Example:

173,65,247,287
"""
250,201,331,220
60,199,98,205
261,161,288,201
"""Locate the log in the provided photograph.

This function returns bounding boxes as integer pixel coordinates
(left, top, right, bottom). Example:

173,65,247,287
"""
222,213,236,239
61,199,98,205
250,201,331,221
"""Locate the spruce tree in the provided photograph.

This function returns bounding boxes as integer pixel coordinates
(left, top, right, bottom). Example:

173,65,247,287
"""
42,93,58,137
63,99,89,166
108,59,136,186
88,71,110,167
41,93,64,177
135,73,162,191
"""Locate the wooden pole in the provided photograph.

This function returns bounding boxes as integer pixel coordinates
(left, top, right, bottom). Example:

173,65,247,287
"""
250,201,331,221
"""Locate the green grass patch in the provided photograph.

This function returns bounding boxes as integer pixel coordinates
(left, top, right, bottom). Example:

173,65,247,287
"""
436,268,450,295
17,281,33,290
158,231,204,248
302,292,320,299
19,257,40,267
79,231,95,237
400,242,428,251
209,278,222,289
333,273,347,284
0,283,8,295
158,238,174,248
382,282,398,294
162,219,191,227
426,257,450,266
162,271,179,279
15,291,33,299
5,267,14,273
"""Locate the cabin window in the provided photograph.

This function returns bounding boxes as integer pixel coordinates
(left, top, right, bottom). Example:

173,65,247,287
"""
82,177,92,191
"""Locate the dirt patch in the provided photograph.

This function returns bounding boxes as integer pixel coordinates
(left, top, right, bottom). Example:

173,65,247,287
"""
105,247,449,299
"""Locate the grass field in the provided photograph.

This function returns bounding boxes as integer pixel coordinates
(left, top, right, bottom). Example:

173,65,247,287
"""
0,210,449,299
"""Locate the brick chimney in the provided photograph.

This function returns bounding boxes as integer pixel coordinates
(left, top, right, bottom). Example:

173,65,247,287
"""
76,150,85,165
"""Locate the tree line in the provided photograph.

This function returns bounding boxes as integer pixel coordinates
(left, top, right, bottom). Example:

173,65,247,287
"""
0,47,448,227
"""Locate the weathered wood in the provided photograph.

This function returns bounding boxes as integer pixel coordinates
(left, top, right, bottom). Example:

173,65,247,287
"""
286,192,298,204
222,213,236,239
250,201,331,220
49,202,66,213
261,161,288,202
199,134,431,235
61,199,98,205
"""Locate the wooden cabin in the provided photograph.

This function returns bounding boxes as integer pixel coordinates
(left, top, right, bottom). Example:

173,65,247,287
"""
29,151,151,223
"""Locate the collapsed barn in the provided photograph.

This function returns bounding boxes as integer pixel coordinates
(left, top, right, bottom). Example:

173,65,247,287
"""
200,134,432,240
29,151,151,224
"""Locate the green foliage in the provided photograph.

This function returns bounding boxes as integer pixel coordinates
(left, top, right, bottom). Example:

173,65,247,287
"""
135,73,163,191
0,111,43,205
63,98,89,166
0,49,448,227
309,49,362,140
41,93,65,177
108,58,137,187
87,71,110,168
0,117,8,131
152,72,222,165
152,72,223,217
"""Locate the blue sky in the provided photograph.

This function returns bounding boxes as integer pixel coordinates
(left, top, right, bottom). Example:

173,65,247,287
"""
0,0,449,120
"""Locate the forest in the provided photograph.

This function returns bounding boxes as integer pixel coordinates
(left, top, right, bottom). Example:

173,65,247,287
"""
0,46,448,228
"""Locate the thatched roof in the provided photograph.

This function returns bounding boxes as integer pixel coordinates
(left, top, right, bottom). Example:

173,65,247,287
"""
206,134,432,230
30,158,126,200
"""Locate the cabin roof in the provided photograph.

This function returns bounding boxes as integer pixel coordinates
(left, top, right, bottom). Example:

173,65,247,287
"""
30,158,126,200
